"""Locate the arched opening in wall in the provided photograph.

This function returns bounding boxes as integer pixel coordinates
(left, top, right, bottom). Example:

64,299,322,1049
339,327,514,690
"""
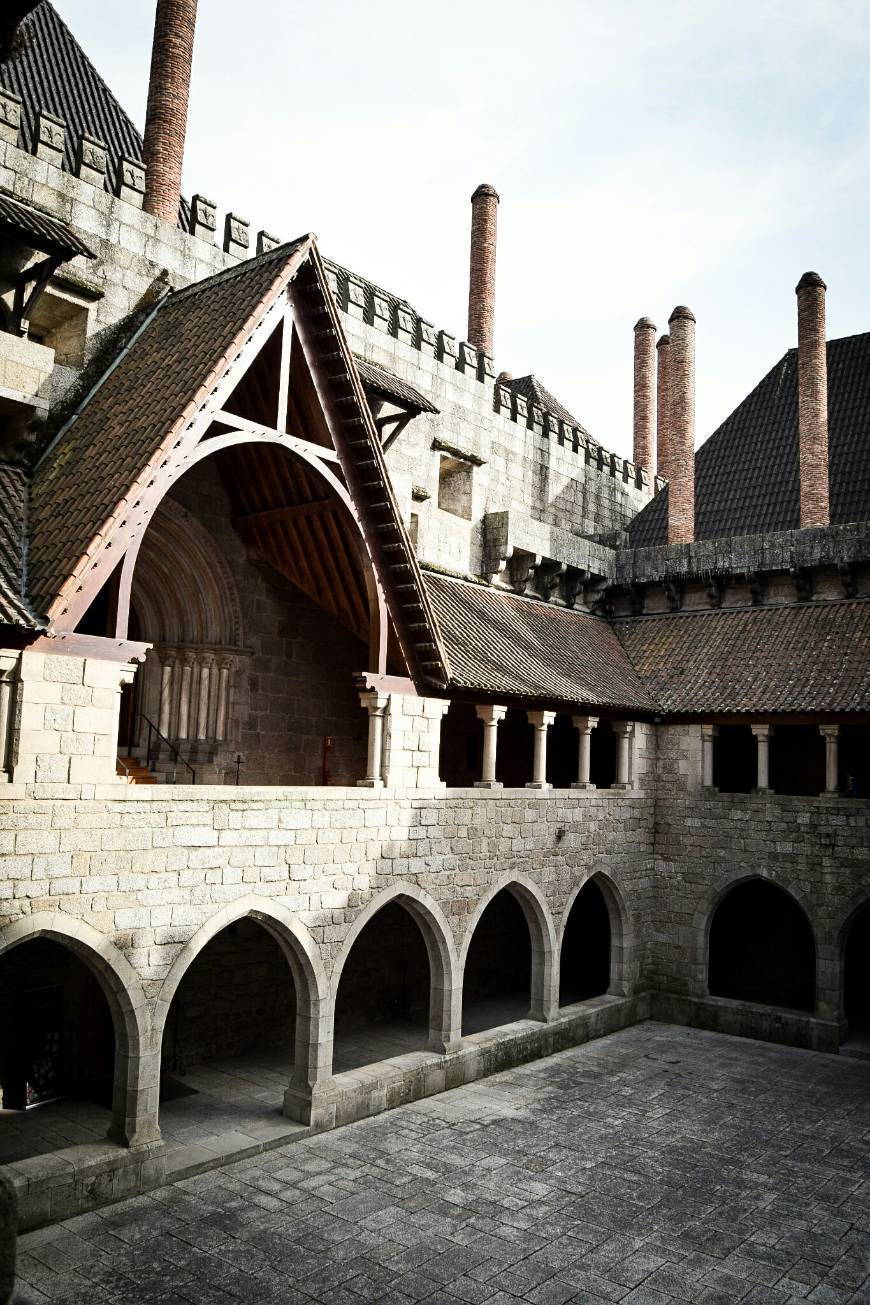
159,919,296,1142
547,713,577,788
332,903,431,1072
708,879,815,1012
713,724,756,793
495,709,532,787
769,726,825,796
560,880,612,1006
590,720,617,789
462,888,532,1034
843,901,870,1047
439,702,481,786
0,940,117,1164
840,725,870,798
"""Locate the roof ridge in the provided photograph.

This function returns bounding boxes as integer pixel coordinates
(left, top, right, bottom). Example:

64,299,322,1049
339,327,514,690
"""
169,236,312,301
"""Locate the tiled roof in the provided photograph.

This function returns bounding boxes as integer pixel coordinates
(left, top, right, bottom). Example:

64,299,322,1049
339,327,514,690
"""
615,601,870,714
0,190,94,260
355,358,438,414
30,239,311,620
630,334,870,546
509,375,594,443
0,463,42,628
425,571,655,712
0,2,144,197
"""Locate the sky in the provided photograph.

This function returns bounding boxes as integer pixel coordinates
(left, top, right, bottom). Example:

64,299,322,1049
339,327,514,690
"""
57,0,870,459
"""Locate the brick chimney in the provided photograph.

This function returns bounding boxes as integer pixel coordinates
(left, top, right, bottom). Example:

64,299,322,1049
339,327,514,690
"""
467,184,499,357
656,333,671,480
667,306,696,544
143,0,198,223
795,271,830,528
632,317,656,469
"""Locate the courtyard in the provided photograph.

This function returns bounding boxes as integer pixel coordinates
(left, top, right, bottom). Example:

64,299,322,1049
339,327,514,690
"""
12,1023,870,1305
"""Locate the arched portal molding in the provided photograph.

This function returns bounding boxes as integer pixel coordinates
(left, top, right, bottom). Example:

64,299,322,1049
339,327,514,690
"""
329,882,459,1000
698,871,819,959
459,872,558,1022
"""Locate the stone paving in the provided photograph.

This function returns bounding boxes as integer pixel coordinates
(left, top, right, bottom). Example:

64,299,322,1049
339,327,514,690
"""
13,1023,870,1305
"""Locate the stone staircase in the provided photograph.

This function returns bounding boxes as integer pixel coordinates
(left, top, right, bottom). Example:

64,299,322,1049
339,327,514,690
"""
116,756,160,785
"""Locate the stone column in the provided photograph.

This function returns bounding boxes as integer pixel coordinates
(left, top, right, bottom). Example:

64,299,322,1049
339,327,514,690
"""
358,691,388,788
215,656,232,741
751,724,771,793
158,648,176,737
613,721,635,789
475,703,506,788
819,725,839,795
196,652,214,740
526,710,555,790
108,1028,163,1153
571,714,598,789
283,989,335,1130
701,724,718,789
176,650,195,740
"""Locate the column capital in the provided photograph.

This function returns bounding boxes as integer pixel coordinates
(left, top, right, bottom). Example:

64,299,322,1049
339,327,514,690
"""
358,690,389,717
701,723,719,739
750,723,772,739
572,714,599,733
475,703,508,725
527,710,556,729
818,724,839,740
612,719,635,738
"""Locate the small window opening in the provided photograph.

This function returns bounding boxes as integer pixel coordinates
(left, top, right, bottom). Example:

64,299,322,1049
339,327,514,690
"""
438,455,473,519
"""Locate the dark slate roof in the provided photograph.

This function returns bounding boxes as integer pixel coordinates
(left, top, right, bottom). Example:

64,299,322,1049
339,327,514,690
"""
355,358,438,413
0,190,94,259
29,239,311,619
630,334,870,546
0,1,143,196
426,571,655,712
615,601,870,714
509,375,594,443
0,463,42,628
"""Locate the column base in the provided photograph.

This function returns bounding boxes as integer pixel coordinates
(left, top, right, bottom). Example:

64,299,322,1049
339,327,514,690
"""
357,778,383,789
612,782,632,791
283,1083,336,1130
525,782,552,791
474,780,503,789
702,784,719,792
821,790,840,798
752,786,772,795
571,781,595,790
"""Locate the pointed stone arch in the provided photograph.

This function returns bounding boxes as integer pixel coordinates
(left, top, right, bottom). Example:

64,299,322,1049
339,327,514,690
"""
459,872,559,1026
559,871,631,1000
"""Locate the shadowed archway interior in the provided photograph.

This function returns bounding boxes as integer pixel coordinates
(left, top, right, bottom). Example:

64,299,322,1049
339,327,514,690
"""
462,889,532,1034
560,879,612,1005
708,879,815,1012
844,901,870,1039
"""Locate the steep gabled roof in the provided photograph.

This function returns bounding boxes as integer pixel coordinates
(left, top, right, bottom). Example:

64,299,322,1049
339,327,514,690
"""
426,571,655,712
0,1,143,197
29,237,450,685
615,600,870,714
630,334,870,546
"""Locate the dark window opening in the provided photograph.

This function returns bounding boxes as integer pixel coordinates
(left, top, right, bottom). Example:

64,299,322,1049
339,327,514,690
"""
546,713,578,789
590,720,617,789
769,725,825,797
840,725,870,798
712,724,756,793
462,889,531,1035
438,702,481,786
844,902,870,1041
495,709,532,787
708,879,815,1012
333,902,431,1072
560,880,612,1006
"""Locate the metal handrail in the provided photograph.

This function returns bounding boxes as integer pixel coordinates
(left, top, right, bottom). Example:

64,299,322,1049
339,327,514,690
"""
141,714,196,784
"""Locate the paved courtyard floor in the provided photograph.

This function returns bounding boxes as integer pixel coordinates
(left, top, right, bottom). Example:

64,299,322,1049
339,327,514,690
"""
13,1022,870,1305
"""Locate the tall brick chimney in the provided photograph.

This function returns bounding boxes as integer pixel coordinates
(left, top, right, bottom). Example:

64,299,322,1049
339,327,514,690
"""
632,317,656,469
467,184,499,356
143,0,198,223
795,271,830,528
667,306,696,544
656,333,671,481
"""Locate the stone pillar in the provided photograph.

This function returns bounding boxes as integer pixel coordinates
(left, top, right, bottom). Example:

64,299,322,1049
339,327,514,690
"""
0,1170,15,1305
158,648,176,737
656,333,671,481
109,1035,163,1153
796,271,830,528
571,714,598,789
283,990,335,1130
526,710,555,790
358,691,388,788
475,703,506,788
143,0,198,223
633,317,656,470
215,656,232,741
751,724,771,793
613,721,635,790
195,652,213,740
819,725,839,795
176,650,195,740
667,306,696,544
701,724,718,789
467,183,499,356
